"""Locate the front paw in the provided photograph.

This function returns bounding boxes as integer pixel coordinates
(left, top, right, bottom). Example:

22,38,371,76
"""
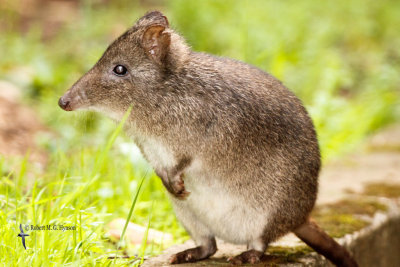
156,169,190,200
170,178,190,200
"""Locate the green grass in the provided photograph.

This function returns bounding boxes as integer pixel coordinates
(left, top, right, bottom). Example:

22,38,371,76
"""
0,0,400,265
0,115,184,266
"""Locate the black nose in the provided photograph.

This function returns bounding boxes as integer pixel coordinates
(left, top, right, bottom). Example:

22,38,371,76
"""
58,97,71,111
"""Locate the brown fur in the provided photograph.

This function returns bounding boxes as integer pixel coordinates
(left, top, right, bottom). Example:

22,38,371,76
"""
59,11,357,266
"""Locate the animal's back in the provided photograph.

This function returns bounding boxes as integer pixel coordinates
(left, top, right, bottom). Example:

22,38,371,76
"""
183,52,320,191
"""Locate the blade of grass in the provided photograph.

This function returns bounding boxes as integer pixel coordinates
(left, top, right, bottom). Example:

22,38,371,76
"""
119,174,146,247
7,195,62,216
94,106,132,173
113,171,147,266
139,202,153,265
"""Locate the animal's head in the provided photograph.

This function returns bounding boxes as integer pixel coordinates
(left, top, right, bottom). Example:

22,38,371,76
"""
58,11,189,120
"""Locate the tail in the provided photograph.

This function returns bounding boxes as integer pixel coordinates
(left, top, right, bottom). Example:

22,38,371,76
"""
294,219,358,267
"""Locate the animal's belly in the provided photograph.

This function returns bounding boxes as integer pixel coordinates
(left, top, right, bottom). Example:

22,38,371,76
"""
179,176,268,244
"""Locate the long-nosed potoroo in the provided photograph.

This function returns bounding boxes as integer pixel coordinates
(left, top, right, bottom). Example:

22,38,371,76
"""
59,11,358,267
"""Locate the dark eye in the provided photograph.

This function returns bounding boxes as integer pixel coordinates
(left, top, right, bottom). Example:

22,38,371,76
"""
113,65,128,76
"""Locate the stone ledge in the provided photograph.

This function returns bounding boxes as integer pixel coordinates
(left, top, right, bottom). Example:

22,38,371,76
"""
142,198,400,266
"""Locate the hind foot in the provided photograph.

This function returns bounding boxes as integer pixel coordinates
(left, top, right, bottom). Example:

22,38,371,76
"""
228,249,264,265
170,241,217,264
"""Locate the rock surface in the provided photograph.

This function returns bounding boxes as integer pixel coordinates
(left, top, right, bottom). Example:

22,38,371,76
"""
107,218,173,245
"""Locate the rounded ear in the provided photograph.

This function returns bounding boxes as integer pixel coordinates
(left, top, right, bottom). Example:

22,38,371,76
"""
142,25,171,64
136,11,169,28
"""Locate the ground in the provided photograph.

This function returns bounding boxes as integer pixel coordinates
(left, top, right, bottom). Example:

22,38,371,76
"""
0,81,48,165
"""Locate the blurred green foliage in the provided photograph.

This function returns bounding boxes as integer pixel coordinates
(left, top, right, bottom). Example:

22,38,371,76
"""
1,0,398,159
0,0,399,265
168,0,400,159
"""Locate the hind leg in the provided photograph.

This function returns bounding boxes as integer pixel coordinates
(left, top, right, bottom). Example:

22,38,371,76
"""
228,238,266,265
228,217,290,265
169,199,217,264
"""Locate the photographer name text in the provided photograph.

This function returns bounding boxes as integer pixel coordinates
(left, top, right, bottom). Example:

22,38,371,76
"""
26,224,76,231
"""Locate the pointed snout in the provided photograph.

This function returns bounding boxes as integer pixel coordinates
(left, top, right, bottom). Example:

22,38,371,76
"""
58,83,87,111
59,71,93,111
58,96,72,111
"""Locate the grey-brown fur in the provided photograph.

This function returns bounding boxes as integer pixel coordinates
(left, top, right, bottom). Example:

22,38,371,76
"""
59,11,357,266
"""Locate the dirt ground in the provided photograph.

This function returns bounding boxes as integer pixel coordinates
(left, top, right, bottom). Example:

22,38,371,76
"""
318,124,400,204
0,80,48,165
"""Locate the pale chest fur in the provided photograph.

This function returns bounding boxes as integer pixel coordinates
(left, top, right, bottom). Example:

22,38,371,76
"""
137,137,178,171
